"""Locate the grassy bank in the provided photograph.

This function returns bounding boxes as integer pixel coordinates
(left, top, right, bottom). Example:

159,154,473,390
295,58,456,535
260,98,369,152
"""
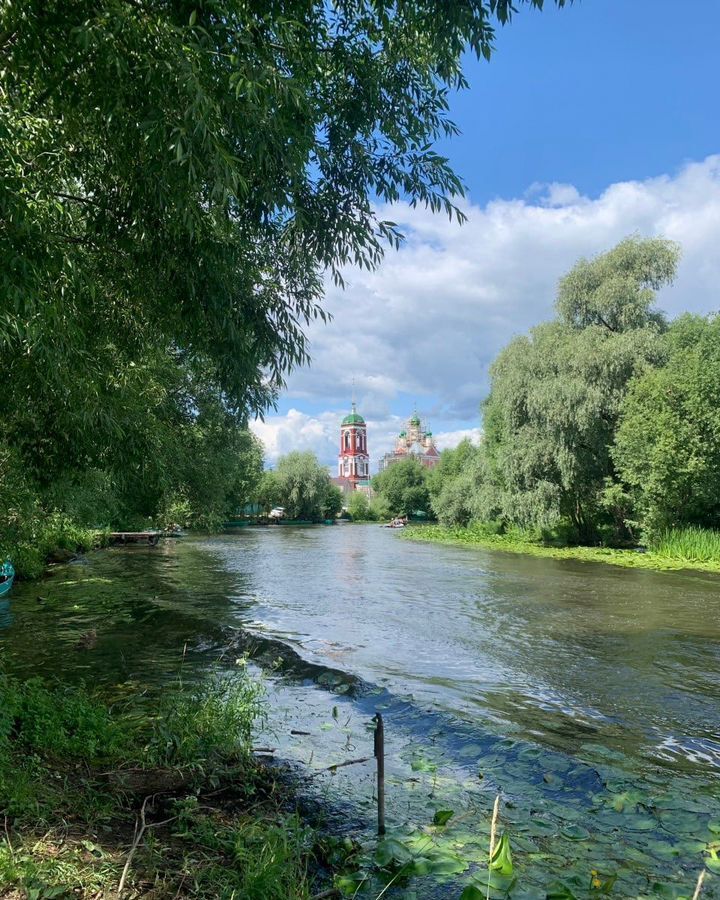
1,512,109,580
400,523,720,574
0,671,339,899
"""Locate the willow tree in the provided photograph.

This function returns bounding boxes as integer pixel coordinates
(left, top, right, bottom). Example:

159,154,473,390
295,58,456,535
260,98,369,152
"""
482,237,680,542
1,0,570,418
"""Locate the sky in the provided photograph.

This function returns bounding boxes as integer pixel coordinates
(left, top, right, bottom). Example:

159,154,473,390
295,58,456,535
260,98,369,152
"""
252,0,720,470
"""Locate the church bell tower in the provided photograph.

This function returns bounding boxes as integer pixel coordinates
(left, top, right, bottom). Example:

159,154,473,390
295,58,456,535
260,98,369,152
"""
338,402,369,488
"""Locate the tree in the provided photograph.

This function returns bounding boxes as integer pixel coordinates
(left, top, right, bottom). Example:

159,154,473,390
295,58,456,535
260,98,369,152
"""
482,236,679,542
347,491,374,522
264,452,340,521
613,314,720,535
426,439,480,499
1,0,571,422
0,0,572,559
372,459,430,518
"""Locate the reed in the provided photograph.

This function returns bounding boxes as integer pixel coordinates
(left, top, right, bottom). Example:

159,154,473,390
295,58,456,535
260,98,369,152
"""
650,525,720,562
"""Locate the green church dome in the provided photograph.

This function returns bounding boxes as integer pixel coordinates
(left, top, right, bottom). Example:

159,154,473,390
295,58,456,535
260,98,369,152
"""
342,402,365,426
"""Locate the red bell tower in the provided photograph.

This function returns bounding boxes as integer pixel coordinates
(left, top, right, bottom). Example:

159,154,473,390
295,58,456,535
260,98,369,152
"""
338,402,369,488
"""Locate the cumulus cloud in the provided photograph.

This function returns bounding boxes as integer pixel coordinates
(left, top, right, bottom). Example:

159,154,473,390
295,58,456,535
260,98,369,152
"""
254,155,720,467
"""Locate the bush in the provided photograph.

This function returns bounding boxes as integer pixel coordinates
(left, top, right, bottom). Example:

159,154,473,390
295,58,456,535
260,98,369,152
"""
142,669,265,768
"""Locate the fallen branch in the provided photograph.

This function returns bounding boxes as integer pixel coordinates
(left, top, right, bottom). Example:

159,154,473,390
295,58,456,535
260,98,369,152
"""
117,794,181,898
311,756,371,777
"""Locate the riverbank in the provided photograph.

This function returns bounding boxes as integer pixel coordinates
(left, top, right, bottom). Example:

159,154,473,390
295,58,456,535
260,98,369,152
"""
2,513,110,580
0,672,342,899
400,523,720,574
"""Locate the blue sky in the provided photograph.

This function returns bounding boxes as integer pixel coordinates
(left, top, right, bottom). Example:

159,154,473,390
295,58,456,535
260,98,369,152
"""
444,0,720,204
253,0,720,468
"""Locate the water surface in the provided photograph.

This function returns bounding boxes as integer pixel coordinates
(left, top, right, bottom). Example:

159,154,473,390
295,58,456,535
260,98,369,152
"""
1,526,718,898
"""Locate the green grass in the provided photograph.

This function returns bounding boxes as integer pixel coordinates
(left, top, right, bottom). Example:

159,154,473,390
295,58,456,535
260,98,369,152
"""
400,523,720,574
0,672,325,899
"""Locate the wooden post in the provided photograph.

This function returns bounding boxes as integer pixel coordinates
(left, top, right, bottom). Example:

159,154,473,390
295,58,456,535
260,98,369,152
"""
373,712,386,835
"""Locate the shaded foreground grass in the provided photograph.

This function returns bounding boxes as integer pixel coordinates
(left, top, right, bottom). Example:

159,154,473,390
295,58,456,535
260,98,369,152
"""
400,524,720,574
0,672,336,899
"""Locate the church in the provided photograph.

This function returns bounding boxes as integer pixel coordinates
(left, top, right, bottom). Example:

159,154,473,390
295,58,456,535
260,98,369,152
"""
379,412,440,471
332,402,372,496
331,404,440,499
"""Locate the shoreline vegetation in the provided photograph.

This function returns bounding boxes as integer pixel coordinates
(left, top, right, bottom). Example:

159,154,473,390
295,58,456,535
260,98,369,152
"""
0,670,343,899
400,523,720,575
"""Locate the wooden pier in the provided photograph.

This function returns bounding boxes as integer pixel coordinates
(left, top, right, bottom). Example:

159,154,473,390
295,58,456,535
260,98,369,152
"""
109,531,161,546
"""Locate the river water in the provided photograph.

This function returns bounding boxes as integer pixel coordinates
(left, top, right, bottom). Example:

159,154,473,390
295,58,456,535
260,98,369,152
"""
1,525,718,898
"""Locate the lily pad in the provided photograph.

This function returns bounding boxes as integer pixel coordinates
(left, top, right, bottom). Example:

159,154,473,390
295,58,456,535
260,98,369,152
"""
561,823,590,841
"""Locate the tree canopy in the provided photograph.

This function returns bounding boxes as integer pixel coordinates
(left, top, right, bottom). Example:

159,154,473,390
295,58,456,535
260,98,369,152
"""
1,0,570,416
259,452,342,521
372,458,430,518
0,0,572,569
481,236,678,541
613,314,720,534
431,235,696,546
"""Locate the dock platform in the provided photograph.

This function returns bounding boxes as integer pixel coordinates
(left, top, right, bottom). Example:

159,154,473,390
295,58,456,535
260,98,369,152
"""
109,531,161,546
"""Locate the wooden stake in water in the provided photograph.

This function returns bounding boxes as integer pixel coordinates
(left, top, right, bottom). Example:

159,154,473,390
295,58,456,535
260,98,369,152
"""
374,712,386,835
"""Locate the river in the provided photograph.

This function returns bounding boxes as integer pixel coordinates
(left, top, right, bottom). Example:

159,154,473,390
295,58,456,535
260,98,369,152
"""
1,525,718,898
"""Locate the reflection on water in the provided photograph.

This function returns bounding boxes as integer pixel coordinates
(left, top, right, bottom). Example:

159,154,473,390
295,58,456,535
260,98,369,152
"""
1,527,719,897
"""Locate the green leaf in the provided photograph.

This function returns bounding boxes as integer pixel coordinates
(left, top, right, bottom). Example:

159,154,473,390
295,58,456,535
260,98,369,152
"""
459,886,485,900
433,809,455,826
489,833,513,876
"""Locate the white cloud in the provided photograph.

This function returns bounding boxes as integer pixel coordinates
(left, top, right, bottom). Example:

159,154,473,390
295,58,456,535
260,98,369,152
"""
257,155,720,467
434,428,483,451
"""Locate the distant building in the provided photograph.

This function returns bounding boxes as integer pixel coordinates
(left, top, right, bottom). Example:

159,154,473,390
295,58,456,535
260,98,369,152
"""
379,412,440,471
332,402,370,495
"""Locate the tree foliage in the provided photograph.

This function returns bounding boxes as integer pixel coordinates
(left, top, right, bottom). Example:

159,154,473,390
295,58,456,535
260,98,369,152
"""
372,459,430,518
432,236,701,546
481,237,678,541
347,491,374,522
0,0,571,568
613,314,720,534
260,452,342,521
1,0,570,415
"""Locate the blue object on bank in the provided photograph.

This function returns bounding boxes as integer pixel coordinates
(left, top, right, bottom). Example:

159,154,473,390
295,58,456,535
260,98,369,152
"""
0,561,15,597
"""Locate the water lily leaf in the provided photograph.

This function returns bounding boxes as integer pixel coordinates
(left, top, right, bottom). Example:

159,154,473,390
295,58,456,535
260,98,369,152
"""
458,743,484,758
561,824,590,841
335,871,366,896
459,886,485,900
405,856,433,876
433,809,455,827
487,869,516,892
374,837,414,867
546,883,578,900
426,853,468,876
411,755,437,773
489,833,513,876
624,816,657,832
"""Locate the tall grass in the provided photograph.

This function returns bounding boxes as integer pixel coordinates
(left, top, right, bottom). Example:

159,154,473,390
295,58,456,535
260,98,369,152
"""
650,525,720,563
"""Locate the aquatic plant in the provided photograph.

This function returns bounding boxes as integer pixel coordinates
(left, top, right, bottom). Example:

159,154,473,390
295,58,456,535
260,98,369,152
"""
649,526,720,563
